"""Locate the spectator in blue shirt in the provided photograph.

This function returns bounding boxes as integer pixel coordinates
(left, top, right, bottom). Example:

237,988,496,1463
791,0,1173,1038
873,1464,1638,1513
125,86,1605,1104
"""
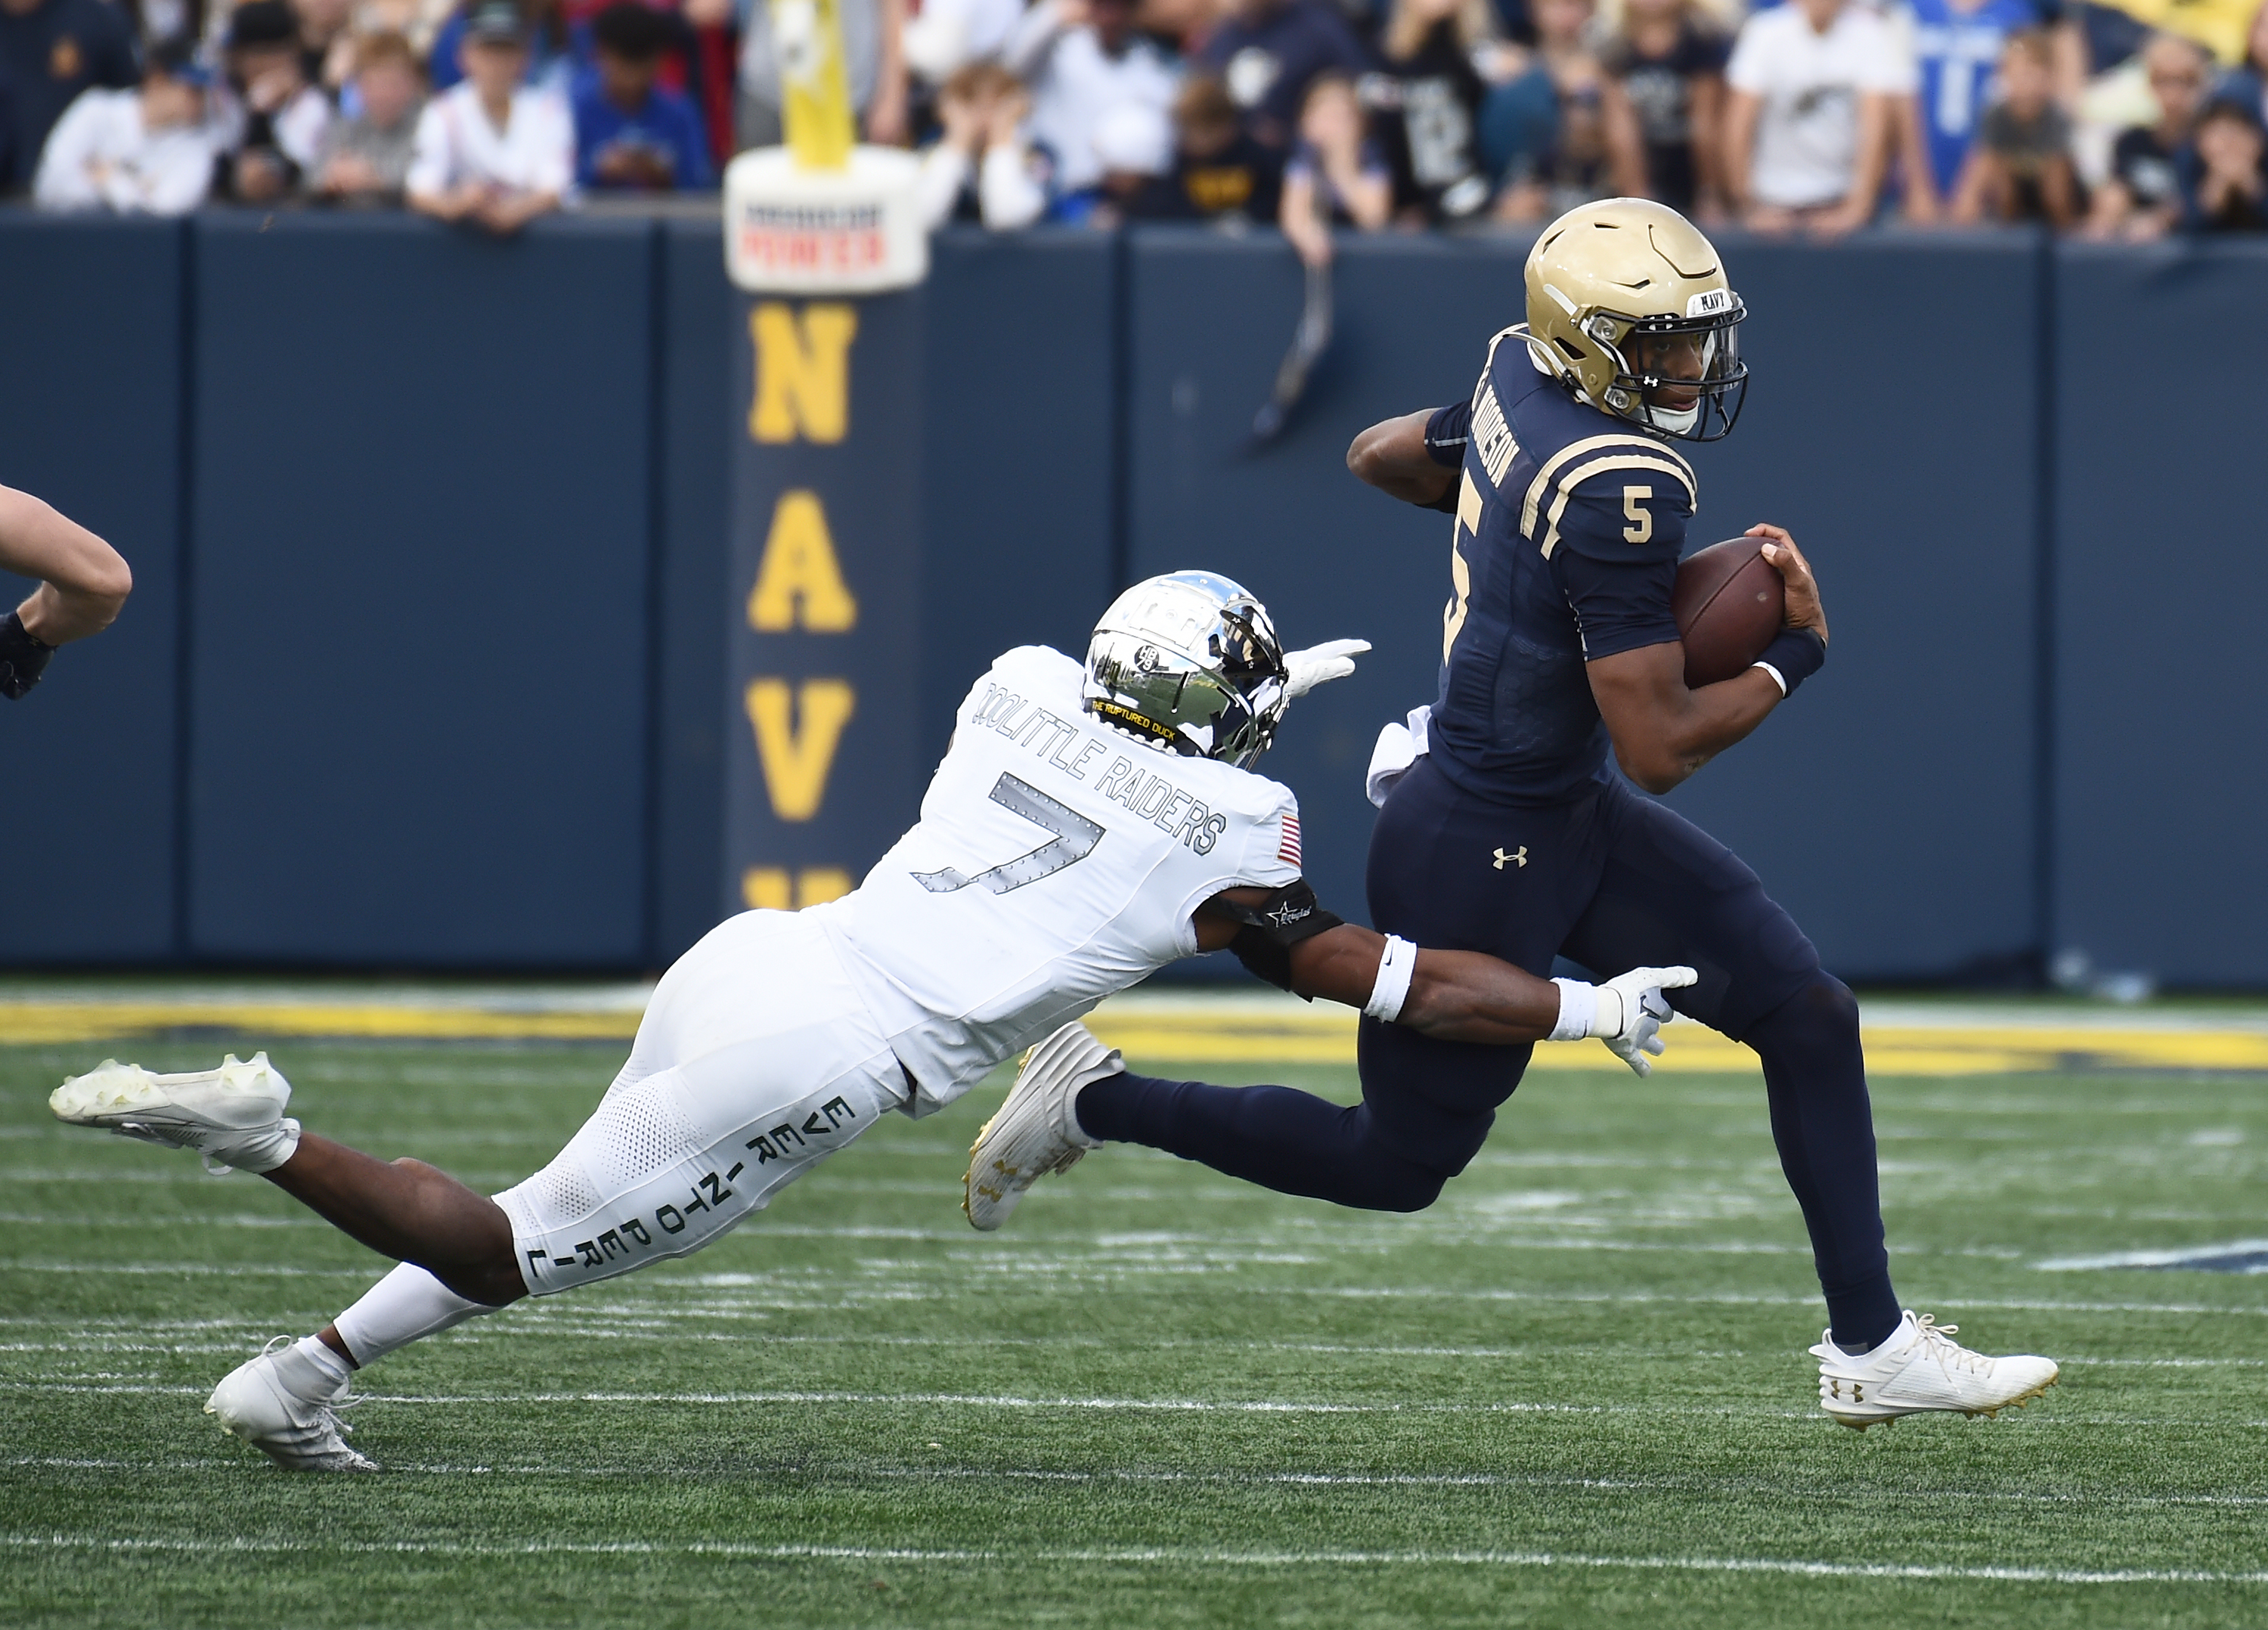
1908,0,2051,200
1198,0,1371,151
573,0,711,189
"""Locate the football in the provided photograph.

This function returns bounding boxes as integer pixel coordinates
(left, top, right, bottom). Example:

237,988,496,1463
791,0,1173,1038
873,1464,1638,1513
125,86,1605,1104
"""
1673,537,1786,687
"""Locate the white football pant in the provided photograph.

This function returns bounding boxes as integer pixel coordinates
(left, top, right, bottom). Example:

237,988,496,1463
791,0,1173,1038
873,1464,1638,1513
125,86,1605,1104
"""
493,908,910,1296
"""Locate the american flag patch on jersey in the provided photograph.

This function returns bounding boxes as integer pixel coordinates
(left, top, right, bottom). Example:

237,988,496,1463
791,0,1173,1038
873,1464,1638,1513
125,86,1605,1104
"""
1278,813,1303,867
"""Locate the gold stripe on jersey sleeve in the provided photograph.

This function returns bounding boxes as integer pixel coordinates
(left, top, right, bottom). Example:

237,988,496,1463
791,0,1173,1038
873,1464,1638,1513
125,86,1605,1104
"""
1521,435,1697,541
1537,454,1700,559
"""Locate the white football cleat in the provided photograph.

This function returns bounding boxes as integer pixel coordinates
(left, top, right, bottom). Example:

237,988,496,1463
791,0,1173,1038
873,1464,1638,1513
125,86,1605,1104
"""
1811,1311,2059,1430
206,1338,378,1472
49,1052,301,1175
963,1021,1117,1231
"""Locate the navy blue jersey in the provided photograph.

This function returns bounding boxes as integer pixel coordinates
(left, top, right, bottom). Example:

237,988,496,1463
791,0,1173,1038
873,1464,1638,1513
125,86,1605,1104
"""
1429,324,1696,804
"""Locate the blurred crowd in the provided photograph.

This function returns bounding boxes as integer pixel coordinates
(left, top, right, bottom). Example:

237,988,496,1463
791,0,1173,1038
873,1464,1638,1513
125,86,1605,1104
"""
2,0,2262,237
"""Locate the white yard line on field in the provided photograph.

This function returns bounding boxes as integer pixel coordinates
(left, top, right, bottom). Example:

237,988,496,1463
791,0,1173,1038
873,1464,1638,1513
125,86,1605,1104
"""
13,1455,2268,1509
5,1532,2266,1587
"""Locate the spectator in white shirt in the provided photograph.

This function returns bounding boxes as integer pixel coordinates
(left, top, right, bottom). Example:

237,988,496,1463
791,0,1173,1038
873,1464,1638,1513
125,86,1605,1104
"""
1005,0,1180,195
1723,0,1923,234
916,60,1047,228
35,39,222,215
406,0,574,232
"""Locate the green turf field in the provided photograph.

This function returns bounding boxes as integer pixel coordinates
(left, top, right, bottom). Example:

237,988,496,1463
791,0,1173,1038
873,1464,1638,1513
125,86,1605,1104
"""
5,1031,2265,1628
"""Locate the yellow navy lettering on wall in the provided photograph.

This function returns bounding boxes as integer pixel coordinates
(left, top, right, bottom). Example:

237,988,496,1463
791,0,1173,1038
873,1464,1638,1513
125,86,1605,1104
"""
749,302,856,444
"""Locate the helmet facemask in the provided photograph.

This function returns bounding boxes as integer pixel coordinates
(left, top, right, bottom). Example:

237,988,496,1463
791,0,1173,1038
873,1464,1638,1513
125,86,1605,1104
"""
1585,302,1748,443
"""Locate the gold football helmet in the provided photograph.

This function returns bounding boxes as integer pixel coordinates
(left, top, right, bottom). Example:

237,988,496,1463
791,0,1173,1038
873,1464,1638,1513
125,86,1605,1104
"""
1523,197,1748,442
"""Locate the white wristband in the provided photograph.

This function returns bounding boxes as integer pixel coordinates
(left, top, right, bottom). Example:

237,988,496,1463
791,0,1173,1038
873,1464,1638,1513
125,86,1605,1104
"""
1549,977,1597,1041
1365,934,1418,1022
1752,660,1789,697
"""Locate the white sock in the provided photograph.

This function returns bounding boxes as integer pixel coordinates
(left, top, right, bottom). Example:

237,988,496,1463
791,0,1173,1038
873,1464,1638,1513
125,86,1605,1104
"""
293,1334,351,1385
265,1335,350,1401
331,1263,500,1368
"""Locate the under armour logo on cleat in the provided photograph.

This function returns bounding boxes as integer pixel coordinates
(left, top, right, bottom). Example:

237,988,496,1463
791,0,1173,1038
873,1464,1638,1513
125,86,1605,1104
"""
1493,847,1528,870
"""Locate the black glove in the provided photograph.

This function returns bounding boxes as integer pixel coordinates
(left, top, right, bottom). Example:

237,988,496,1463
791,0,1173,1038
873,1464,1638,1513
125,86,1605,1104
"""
0,610,54,700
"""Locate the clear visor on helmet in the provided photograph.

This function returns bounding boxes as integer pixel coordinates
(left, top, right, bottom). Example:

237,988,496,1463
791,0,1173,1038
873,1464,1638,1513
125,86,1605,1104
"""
1602,305,1748,442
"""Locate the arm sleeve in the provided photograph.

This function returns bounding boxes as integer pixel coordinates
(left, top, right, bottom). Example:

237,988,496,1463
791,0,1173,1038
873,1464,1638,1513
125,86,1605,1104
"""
1542,448,1695,566
1553,550,1681,663
140,134,217,215
32,95,103,211
676,98,714,188
1236,789,1305,889
1002,0,1067,80
535,95,575,197
571,96,600,188
1723,18,1769,94
977,141,1047,229
1422,398,1471,466
404,99,450,197
916,141,971,228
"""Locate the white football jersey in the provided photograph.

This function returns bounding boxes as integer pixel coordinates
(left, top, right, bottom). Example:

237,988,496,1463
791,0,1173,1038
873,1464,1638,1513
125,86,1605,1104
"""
812,645,1306,1114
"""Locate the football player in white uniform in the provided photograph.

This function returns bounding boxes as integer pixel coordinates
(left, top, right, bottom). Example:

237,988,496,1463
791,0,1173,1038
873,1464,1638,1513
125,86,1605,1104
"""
50,571,1693,1471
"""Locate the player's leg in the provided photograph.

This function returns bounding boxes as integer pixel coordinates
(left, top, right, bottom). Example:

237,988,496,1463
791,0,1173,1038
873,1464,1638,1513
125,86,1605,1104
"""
1553,782,1895,1345
1559,783,2056,1423
970,758,1589,1226
311,910,906,1405
58,910,909,1467
50,1050,534,1468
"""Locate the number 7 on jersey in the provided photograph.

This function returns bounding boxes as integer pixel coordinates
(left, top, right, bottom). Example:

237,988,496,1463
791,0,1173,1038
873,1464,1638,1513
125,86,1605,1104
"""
912,773,1105,895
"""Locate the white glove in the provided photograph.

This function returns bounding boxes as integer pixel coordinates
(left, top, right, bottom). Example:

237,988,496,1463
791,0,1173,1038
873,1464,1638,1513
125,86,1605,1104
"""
1552,965,1696,1077
1281,639,1371,702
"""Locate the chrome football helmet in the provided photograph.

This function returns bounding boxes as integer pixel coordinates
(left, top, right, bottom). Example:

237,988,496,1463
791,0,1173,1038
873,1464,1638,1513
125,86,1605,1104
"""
1083,571,1288,769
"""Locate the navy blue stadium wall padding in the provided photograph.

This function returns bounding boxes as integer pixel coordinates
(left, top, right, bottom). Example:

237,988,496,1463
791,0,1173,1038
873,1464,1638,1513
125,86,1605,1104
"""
918,231,1120,759
652,218,733,965
1125,229,1523,931
0,215,184,963
0,214,2251,980
184,212,654,965
1662,231,2043,983
2052,237,2268,986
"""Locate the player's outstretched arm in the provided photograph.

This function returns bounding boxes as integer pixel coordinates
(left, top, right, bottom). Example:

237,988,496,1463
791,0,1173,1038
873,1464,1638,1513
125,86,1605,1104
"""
1588,526,1827,795
1346,407,1458,510
1193,888,1693,1070
0,485,132,689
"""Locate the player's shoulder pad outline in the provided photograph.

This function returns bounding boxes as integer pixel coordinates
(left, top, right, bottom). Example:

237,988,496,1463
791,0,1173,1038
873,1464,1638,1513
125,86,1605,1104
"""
1526,432,1696,561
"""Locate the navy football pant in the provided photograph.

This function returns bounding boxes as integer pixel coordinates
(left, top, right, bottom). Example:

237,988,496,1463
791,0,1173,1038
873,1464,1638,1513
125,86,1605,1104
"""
1078,758,1901,1349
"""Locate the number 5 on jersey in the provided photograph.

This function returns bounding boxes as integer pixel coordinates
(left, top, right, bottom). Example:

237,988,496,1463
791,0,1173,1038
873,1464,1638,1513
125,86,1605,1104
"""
1622,485,1653,544
1442,469,1483,662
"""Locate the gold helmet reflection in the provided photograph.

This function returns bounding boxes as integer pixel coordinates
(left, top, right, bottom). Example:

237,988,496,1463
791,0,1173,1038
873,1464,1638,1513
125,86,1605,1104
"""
1523,197,1749,442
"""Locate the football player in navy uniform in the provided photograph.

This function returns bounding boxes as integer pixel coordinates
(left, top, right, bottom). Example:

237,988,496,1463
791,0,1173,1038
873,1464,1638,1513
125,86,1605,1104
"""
971,199,2060,1430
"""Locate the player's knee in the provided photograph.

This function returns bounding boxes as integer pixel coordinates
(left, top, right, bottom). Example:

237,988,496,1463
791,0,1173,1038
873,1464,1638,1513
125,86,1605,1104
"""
1802,972,1861,1044
1362,1154,1448,1213
1758,971,1861,1055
